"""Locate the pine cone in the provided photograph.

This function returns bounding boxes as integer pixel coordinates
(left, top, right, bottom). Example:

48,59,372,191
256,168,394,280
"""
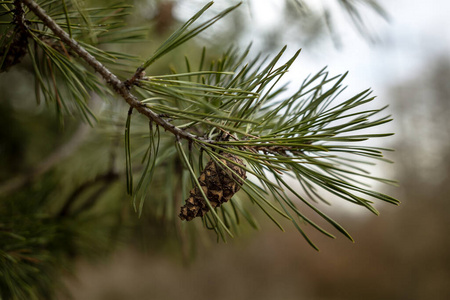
179,153,246,221
1,2,29,72
0,29,28,72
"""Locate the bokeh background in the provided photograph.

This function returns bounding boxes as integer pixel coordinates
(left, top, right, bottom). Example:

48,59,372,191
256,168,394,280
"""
1,0,450,299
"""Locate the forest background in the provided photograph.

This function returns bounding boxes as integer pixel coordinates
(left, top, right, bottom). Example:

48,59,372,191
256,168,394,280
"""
1,0,449,299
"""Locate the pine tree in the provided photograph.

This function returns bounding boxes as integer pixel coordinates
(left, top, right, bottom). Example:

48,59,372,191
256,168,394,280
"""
0,0,397,298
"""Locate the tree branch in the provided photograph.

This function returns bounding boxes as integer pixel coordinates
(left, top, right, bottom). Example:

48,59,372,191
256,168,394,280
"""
0,119,91,196
58,170,120,217
20,0,212,144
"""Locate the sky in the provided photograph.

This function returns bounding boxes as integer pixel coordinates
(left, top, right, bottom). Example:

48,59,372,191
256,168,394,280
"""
174,0,450,108
176,0,450,92
237,0,450,99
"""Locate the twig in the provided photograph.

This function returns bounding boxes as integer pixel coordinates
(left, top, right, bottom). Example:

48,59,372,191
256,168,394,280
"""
13,0,27,31
20,0,213,144
0,119,91,196
58,171,119,217
0,92,109,196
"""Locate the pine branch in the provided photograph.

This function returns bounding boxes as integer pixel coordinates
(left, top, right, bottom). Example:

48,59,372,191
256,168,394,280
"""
21,0,211,144
18,0,397,248
0,2,399,298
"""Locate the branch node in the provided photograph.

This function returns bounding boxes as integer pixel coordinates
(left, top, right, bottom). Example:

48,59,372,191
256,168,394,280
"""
124,68,146,88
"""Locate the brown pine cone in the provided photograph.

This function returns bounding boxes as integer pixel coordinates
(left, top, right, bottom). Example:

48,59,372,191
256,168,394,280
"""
0,29,28,72
179,153,246,221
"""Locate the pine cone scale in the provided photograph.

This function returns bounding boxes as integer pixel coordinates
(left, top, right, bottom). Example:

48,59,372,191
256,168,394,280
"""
179,153,246,221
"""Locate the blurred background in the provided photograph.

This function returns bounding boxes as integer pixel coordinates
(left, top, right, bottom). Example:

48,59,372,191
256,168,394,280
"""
1,0,450,299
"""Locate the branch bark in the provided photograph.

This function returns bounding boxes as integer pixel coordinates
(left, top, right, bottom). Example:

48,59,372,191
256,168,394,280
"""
20,0,212,144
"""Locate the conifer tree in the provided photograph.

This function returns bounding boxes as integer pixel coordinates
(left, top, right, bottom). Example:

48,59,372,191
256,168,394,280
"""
0,0,397,298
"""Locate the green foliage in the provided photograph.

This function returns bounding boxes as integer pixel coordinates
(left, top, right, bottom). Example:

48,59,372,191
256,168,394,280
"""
0,0,396,298
0,175,114,300
141,2,241,70
127,41,398,248
1,0,145,124
0,182,61,300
